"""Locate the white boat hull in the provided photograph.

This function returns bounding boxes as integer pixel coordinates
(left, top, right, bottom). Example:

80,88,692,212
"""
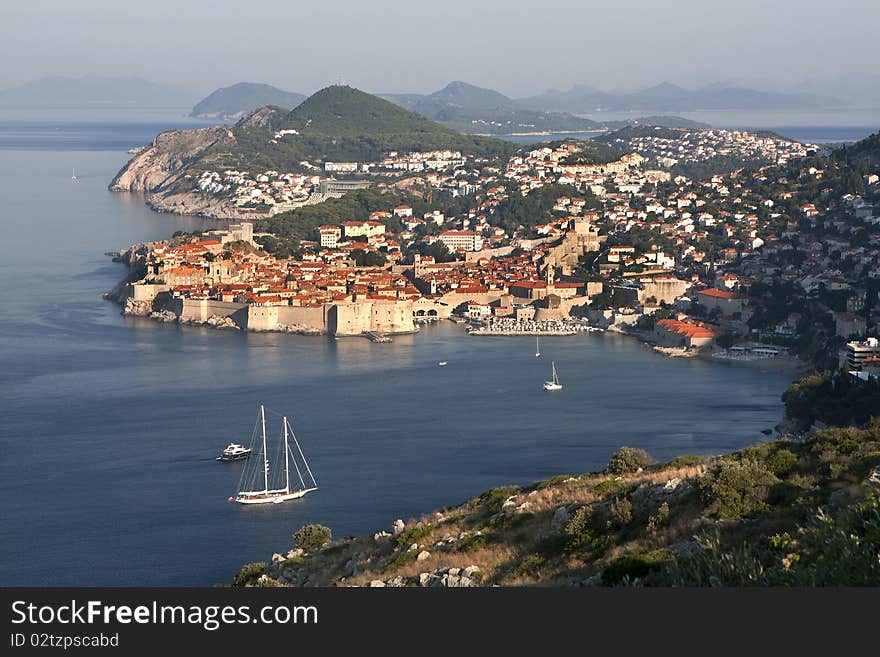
543,382,563,391
235,487,317,505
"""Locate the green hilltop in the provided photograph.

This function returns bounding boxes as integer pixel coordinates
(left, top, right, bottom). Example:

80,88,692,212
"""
185,85,514,175
271,85,514,160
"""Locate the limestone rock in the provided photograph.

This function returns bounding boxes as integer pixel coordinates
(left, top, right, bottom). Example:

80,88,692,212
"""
416,550,431,562
462,565,481,579
392,519,405,536
663,477,683,492
368,580,386,587
551,505,571,532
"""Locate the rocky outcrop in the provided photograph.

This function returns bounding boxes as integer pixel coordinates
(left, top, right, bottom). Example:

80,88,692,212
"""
145,190,264,219
109,126,235,193
234,106,285,130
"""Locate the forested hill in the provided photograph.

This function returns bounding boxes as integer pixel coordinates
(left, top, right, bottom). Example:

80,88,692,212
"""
834,131,880,166
268,85,513,159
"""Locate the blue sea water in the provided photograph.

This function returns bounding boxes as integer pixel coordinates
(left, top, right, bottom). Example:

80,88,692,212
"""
0,110,802,586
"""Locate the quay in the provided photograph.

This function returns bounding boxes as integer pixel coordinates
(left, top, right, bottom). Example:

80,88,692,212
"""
363,331,392,343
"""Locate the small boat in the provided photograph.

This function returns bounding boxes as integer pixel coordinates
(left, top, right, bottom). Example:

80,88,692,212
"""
438,361,448,366
71,168,78,181
535,336,541,358
216,443,251,461
543,361,563,391
231,405,318,505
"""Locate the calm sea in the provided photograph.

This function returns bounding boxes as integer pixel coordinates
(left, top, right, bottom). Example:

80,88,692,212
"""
0,109,800,586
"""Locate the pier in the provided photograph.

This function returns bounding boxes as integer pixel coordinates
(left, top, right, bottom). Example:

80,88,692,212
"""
363,331,392,343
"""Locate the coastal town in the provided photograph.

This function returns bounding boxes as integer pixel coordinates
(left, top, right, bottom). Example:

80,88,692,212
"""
112,126,880,377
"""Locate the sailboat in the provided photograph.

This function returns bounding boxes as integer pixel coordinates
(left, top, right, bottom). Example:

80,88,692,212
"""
71,168,78,181
535,336,541,358
543,361,563,391
230,405,318,505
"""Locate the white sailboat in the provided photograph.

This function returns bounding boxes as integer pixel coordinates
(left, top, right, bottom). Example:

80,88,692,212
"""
71,168,78,181
535,336,541,358
230,405,318,505
543,361,563,391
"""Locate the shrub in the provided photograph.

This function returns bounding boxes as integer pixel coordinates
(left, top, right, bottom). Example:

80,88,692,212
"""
395,523,434,549
592,479,624,498
532,474,573,490
512,554,545,578
609,497,633,527
479,486,520,514
699,458,778,519
233,562,267,587
606,447,655,475
647,501,670,532
767,449,798,477
667,454,709,468
388,549,418,571
456,533,490,553
601,555,652,586
293,524,332,553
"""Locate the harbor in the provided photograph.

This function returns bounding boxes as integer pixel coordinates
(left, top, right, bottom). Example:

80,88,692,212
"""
466,316,603,336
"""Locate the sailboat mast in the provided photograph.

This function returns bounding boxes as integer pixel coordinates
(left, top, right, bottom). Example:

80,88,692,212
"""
283,416,290,493
261,405,268,494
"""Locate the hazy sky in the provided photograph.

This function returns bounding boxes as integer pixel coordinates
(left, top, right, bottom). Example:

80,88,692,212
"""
2,0,878,97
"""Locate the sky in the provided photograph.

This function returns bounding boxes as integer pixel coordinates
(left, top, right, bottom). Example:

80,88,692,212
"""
2,0,878,98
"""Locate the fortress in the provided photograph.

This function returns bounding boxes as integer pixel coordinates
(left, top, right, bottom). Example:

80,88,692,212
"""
120,284,416,336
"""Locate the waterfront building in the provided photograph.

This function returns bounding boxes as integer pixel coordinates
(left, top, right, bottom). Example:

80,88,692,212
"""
846,337,880,371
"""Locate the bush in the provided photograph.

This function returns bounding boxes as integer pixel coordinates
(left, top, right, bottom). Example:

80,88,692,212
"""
699,458,779,519
606,447,655,475
388,549,418,571
395,523,434,549
766,449,799,477
293,524,332,553
233,562,267,587
512,554,545,578
601,555,652,586
667,454,709,468
479,486,520,514
609,497,633,527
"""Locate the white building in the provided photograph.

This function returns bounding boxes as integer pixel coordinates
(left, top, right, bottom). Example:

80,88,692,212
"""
439,230,483,252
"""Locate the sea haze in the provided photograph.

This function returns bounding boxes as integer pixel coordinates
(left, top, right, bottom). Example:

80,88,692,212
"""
0,110,798,586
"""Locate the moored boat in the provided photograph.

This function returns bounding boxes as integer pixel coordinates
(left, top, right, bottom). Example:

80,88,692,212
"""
216,443,251,461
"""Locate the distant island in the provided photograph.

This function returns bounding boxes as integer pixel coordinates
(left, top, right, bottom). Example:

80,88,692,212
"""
0,74,195,107
187,80,713,136
190,82,306,120
514,81,841,113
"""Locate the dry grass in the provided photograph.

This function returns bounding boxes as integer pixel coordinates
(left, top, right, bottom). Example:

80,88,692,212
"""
270,461,713,587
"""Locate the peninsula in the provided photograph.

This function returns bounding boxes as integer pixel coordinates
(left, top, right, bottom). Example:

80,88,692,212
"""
108,86,880,372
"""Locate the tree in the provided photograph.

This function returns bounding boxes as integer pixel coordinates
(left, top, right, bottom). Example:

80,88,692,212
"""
606,447,655,475
293,524,332,553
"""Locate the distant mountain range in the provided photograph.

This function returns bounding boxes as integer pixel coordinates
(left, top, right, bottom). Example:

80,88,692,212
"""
190,82,307,119
514,81,840,113
0,74,195,107
4,74,855,125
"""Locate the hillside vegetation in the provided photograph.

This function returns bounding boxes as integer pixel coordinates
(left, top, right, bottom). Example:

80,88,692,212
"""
233,426,880,587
